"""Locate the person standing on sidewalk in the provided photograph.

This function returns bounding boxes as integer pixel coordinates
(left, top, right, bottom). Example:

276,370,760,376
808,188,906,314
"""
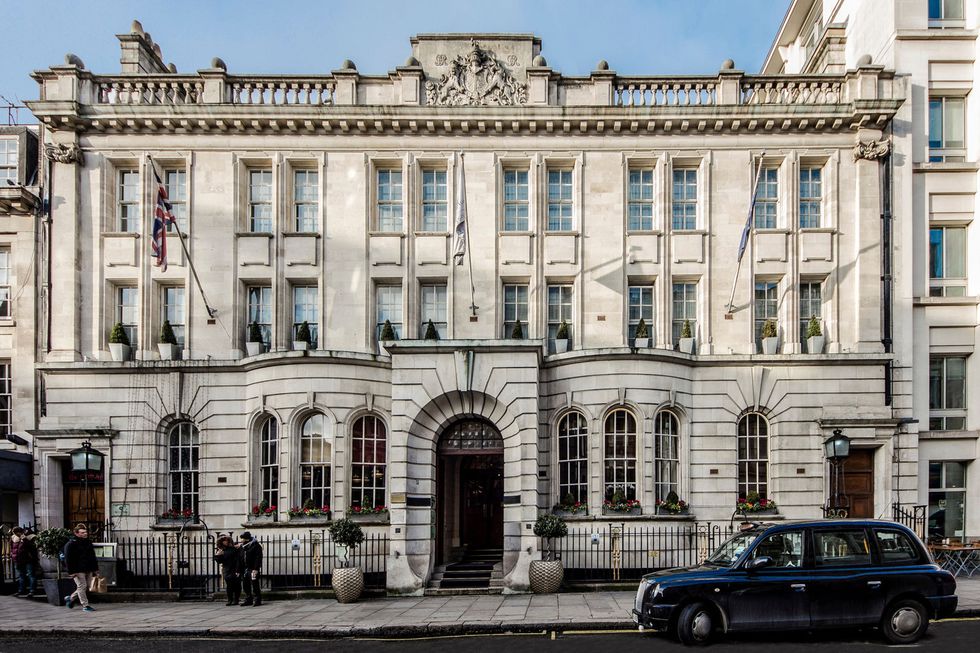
239,531,263,607
11,527,39,598
213,535,242,606
63,524,100,612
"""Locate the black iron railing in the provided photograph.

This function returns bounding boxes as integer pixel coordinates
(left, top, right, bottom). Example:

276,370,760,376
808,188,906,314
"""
892,503,927,541
552,521,735,582
109,529,388,596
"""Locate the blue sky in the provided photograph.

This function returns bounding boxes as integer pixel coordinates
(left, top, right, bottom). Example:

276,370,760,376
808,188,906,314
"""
0,0,790,120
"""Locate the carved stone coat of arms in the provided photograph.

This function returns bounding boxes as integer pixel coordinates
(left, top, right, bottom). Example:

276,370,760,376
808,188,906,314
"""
425,41,527,107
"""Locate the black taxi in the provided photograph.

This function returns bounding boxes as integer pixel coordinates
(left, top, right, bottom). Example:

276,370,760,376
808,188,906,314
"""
632,520,957,645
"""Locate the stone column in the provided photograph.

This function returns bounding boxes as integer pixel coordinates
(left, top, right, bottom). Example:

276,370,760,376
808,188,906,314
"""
851,131,888,353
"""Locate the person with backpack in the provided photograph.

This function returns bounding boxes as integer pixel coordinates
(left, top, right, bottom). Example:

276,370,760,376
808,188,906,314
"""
63,524,100,612
238,531,263,607
213,535,242,606
11,527,40,598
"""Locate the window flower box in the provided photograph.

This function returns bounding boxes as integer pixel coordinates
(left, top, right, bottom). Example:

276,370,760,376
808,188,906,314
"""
552,500,588,518
602,497,641,516
346,506,389,523
158,508,195,527
250,501,277,522
288,504,331,522
655,496,689,515
736,494,778,515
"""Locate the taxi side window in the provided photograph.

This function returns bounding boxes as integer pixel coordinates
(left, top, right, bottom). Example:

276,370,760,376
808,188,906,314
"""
750,531,803,568
814,529,872,567
875,529,919,564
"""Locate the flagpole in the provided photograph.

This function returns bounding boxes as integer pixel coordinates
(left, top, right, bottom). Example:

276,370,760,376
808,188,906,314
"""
147,156,218,318
463,155,478,317
726,152,767,315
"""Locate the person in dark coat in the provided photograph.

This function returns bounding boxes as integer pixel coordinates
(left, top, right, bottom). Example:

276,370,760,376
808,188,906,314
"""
63,524,100,612
213,535,242,606
239,531,263,606
11,527,39,597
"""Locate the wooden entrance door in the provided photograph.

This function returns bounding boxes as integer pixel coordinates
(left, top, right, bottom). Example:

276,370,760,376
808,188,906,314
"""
459,455,504,549
64,485,106,532
842,448,875,518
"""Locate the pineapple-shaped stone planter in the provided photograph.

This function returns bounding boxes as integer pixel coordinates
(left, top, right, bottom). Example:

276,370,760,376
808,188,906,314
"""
530,513,568,594
529,560,564,594
331,565,365,603
328,517,366,603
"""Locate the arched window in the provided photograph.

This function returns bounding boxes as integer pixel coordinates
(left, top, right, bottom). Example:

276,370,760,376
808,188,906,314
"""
737,412,769,499
299,414,331,509
351,415,387,510
603,408,637,501
557,412,588,504
654,410,680,501
168,421,199,517
259,417,278,507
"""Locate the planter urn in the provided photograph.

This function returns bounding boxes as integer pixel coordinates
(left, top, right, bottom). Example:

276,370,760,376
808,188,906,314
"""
331,565,365,603
109,343,130,362
292,341,309,351
245,341,264,357
761,337,779,355
633,337,649,349
157,343,177,360
807,335,825,354
348,512,388,524
529,559,564,594
554,339,569,354
42,578,78,606
678,338,695,354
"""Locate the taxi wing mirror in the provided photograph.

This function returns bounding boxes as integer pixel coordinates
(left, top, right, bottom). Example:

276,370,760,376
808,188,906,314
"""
745,556,773,572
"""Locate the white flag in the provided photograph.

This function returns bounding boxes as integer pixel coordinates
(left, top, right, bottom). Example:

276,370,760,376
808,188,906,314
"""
453,153,467,266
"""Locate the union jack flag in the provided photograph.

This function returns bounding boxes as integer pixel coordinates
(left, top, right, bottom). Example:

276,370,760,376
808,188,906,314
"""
152,170,175,272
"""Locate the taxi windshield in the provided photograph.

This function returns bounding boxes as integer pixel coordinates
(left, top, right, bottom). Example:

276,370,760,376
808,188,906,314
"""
706,531,762,567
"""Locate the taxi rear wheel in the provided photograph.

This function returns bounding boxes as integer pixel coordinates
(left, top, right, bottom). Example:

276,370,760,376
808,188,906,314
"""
676,601,715,646
880,599,929,644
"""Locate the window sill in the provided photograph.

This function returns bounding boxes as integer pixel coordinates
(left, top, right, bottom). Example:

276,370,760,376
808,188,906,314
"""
235,231,274,238
914,296,980,306
799,227,835,234
543,230,579,236
282,231,320,238
413,231,449,237
498,230,535,237
368,231,405,238
919,429,979,440
150,522,205,531
102,231,140,238
667,229,704,236
914,161,978,173
754,228,791,235
0,319,15,327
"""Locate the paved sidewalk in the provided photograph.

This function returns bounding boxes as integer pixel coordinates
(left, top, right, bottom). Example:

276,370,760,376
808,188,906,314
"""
0,580,976,639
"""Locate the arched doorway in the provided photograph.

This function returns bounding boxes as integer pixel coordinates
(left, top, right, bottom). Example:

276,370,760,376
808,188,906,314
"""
436,419,504,563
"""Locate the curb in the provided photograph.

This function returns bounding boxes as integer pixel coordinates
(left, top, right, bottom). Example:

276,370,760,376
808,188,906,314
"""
0,620,636,640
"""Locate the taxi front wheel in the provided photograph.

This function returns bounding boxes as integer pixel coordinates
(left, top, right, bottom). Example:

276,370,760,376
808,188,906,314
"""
676,601,716,646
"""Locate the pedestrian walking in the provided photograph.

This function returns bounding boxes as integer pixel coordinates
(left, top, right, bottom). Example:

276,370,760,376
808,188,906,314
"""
62,524,100,612
213,535,242,606
11,527,39,598
239,531,263,607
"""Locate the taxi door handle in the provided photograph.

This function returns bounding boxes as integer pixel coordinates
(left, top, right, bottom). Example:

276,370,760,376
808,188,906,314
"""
867,581,882,589
790,583,806,592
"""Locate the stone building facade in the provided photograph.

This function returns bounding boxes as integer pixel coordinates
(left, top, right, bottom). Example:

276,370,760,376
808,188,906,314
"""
0,124,40,529
765,0,979,547
25,25,908,592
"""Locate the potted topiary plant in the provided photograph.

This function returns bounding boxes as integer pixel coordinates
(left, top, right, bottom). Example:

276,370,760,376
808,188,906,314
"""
423,319,439,341
246,321,264,357
806,315,824,354
293,320,312,351
761,318,779,354
530,514,568,593
510,319,524,340
678,319,695,354
634,318,650,348
158,320,179,361
36,527,74,606
656,490,689,515
379,319,396,350
108,322,131,361
329,517,365,603
554,319,570,353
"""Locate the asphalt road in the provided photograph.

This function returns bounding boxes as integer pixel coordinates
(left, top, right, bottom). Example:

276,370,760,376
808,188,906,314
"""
2,619,980,652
